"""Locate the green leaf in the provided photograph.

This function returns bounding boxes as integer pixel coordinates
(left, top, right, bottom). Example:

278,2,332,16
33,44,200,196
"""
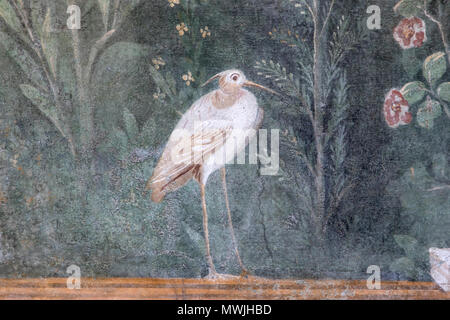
148,65,173,99
19,84,69,141
30,0,45,36
123,108,138,140
0,32,45,88
0,0,22,36
40,8,58,79
393,0,422,17
416,97,442,129
20,84,50,107
437,82,450,102
423,52,447,86
394,234,419,257
400,81,426,105
165,72,177,96
98,0,110,30
389,257,416,278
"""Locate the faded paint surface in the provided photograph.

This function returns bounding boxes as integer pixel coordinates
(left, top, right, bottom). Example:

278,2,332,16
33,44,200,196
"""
0,0,448,287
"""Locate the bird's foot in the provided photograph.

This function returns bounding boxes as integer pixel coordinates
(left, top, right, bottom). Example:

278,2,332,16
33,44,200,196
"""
240,268,251,278
204,271,240,280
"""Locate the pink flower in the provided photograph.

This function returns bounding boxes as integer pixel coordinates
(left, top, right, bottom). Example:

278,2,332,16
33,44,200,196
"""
383,89,412,128
393,17,427,49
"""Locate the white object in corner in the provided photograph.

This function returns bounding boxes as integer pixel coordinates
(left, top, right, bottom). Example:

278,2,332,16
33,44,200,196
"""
429,248,450,292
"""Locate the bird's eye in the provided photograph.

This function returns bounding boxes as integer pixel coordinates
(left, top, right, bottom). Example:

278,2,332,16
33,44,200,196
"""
231,74,239,81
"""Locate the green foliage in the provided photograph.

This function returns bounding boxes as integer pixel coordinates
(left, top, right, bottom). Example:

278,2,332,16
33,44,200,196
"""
416,98,442,129
392,3,450,130
400,81,426,105
254,60,306,113
328,74,350,143
393,0,423,17
123,108,139,140
19,84,68,140
388,158,450,280
423,52,447,86
437,82,450,102
254,4,358,241
0,0,23,37
0,32,45,88
40,8,59,78
98,0,110,30
1,0,444,280
384,2,449,279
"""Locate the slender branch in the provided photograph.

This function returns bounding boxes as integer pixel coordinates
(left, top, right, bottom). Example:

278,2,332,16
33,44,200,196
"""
422,2,439,24
423,0,450,65
70,27,94,157
70,29,84,98
320,0,335,37
0,21,45,93
322,182,354,233
296,92,315,122
304,0,316,25
443,103,450,118
8,0,36,44
423,88,450,119
427,184,450,191
112,0,121,29
85,29,116,84
298,149,316,177
311,0,327,240
69,0,120,156
7,0,75,156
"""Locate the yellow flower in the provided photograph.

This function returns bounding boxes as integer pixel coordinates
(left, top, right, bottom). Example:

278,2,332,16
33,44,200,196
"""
182,71,195,86
168,0,180,7
176,22,188,36
200,26,211,38
152,56,165,70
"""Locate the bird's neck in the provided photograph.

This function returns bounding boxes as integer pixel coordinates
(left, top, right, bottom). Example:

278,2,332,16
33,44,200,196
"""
211,89,244,109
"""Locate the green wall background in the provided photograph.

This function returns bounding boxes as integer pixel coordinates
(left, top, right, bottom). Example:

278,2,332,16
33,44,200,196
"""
0,0,448,280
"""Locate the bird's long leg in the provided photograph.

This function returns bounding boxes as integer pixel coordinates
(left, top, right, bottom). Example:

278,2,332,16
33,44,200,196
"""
221,167,249,276
200,183,217,276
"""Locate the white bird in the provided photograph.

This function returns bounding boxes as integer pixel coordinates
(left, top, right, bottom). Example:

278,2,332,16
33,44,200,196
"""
146,69,278,278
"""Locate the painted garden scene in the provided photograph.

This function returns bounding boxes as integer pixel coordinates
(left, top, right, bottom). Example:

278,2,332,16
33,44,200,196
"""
0,0,449,299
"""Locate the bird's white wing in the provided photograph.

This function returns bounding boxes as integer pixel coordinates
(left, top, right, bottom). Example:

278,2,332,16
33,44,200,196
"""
146,94,233,202
155,119,233,178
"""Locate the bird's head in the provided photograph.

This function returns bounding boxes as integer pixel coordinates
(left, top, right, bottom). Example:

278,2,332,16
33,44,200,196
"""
202,69,279,96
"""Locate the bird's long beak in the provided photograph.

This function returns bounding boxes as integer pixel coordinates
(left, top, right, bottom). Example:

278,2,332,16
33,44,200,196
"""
244,81,280,96
201,73,222,87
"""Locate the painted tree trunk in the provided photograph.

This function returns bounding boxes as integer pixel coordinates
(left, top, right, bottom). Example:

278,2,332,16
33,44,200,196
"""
71,29,94,159
312,0,329,243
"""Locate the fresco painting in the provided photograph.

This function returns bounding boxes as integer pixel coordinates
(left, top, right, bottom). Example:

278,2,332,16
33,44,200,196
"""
0,0,449,298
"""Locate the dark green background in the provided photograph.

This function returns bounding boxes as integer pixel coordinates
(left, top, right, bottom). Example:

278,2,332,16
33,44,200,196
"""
0,0,448,280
